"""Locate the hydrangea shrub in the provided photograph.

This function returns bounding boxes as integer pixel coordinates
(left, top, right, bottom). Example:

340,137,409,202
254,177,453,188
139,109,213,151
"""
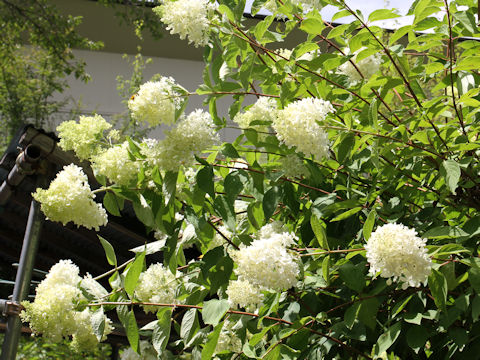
22,0,480,358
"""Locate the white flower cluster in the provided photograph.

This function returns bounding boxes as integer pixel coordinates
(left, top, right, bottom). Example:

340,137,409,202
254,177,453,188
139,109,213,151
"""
231,222,299,291
140,109,218,172
338,50,383,83
135,263,179,313
91,142,139,186
273,98,333,160
128,78,184,127
153,0,217,48
80,274,108,300
264,0,320,14
226,279,264,309
294,0,321,12
365,223,432,289
233,97,277,134
20,260,112,351
215,320,243,354
32,164,107,230
57,114,112,161
120,341,158,360
280,154,307,178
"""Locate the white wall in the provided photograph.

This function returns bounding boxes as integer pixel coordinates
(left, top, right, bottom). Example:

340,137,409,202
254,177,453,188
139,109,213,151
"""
53,49,241,141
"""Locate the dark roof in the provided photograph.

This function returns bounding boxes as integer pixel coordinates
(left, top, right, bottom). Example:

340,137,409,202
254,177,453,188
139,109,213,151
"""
0,126,161,288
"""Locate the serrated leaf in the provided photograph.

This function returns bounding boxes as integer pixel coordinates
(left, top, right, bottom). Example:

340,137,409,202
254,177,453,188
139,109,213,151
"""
468,267,480,293
263,186,282,221
98,236,117,267
440,160,461,194
153,308,172,353
363,210,376,241
429,269,448,311
103,192,121,216
201,321,223,360
163,171,178,205
331,207,363,222
180,308,199,346
90,307,106,342
124,252,145,297
197,166,215,199
311,215,329,250
202,299,230,326
299,18,325,35
338,262,365,293
368,9,401,22
125,310,139,353
375,322,401,355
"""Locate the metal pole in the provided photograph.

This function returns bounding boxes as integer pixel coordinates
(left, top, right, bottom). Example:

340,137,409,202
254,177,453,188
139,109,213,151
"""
1,175,46,360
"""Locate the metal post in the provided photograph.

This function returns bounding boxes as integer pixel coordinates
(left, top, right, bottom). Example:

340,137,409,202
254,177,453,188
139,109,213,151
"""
1,176,46,360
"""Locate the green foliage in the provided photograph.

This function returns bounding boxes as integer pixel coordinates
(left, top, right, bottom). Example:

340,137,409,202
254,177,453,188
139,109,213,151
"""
0,0,102,150
22,0,480,359
0,334,111,359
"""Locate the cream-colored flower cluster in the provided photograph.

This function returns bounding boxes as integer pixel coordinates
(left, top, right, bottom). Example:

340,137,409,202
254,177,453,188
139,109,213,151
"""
215,320,243,354
57,114,112,161
135,263,179,313
20,260,112,351
128,78,184,127
365,223,432,289
338,50,383,83
231,222,299,291
280,154,308,178
226,279,264,309
32,164,107,230
91,141,139,186
120,341,158,360
273,98,333,160
233,97,277,135
153,0,217,48
140,109,218,172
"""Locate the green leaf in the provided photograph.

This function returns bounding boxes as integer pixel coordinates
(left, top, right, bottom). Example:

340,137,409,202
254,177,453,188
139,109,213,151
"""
103,192,121,216
338,262,365,293
163,171,178,205
180,309,199,346
440,160,461,194
368,9,401,22
213,195,236,231
249,325,274,346
220,143,240,158
406,325,429,350
472,295,480,321
153,308,172,353
429,269,448,311
124,252,145,297
98,236,117,267
337,133,355,164
299,18,325,35
375,322,402,356
331,207,363,222
468,267,480,293
133,194,154,227
90,307,106,342
311,215,329,250
201,322,223,360
263,186,282,221
363,210,376,241
125,310,139,353
197,166,215,199
332,9,352,22
368,98,378,129
224,170,248,205
202,299,230,326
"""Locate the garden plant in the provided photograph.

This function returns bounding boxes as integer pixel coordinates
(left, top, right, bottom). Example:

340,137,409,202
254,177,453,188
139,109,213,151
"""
17,0,480,358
